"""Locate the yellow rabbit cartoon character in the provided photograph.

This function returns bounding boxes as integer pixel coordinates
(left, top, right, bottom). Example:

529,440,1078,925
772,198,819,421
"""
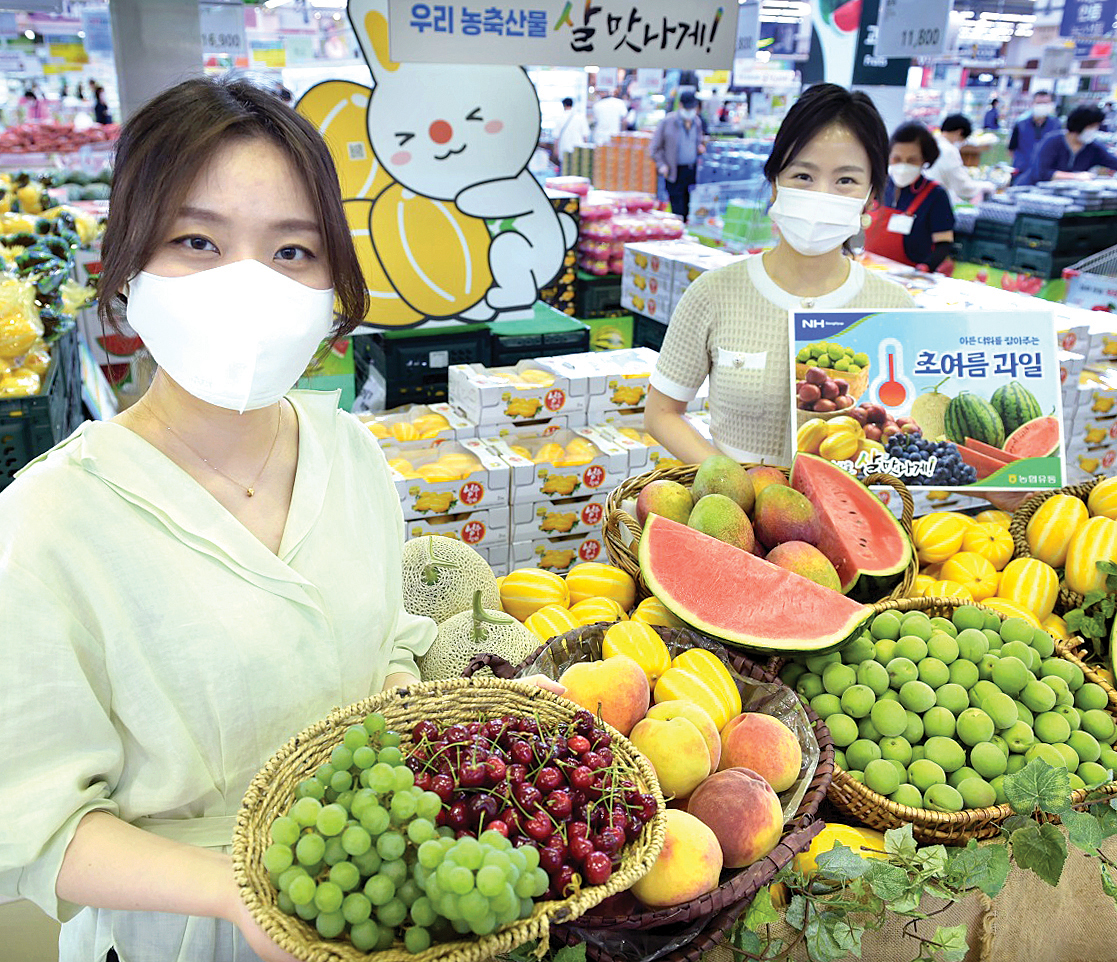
296,0,577,328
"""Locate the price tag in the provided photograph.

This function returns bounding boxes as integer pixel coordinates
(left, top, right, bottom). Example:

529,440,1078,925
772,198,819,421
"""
874,0,952,58
199,3,245,55
734,0,760,60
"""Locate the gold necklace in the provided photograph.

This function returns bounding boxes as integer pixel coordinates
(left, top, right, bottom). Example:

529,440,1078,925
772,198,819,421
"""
142,401,282,497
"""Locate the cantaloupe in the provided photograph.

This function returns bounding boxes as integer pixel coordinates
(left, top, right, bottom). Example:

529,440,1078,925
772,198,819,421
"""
419,590,540,681
401,536,500,625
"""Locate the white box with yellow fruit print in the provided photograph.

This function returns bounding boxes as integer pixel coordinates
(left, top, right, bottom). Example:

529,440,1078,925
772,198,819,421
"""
1065,439,1117,484
909,489,987,519
485,428,630,506
403,506,511,550
537,348,661,415
620,281,673,321
1086,323,1117,367
358,402,476,447
623,240,681,291
590,413,676,474
672,247,747,298
472,542,510,577
386,437,510,521
1069,384,1117,426
507,530,609,576
510,492,610,542
1066,418,1117,452
480,414,575,447
447,361,588,427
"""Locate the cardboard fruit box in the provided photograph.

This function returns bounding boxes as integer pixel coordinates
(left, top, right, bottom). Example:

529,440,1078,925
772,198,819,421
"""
357,402,475,446
447,361,588,426
403,506,510,549
590,413,685,474
536,347,660,415
484,427,629,505
507,529,609,575
510,492,610,542
384,437,510,520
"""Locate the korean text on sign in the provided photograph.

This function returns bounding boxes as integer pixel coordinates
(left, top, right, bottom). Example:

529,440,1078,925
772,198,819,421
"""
912,351,1043,379
409,4,547,36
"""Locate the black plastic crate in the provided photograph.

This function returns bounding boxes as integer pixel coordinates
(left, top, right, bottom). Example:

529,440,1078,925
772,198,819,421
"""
490,321,590,366
1,328,82,489
575,271,624,318
972,218,1015,244
967,238,1015,271
633,313,668,351
1013,213,1110,255
1010,247,1081,280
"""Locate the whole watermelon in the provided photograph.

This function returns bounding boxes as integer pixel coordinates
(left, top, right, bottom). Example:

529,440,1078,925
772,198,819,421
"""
944,393,1005,449
991,381,1043,436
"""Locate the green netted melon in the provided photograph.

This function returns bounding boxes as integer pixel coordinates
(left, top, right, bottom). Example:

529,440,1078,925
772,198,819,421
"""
419,591,541,681
401,536,500,625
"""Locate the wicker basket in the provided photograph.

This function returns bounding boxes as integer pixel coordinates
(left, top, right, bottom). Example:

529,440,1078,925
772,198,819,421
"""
232,676,667,962
824,596,1117,844
1008,478,1102,614
602,463,916,604
473,623,833,940
794,361,871,403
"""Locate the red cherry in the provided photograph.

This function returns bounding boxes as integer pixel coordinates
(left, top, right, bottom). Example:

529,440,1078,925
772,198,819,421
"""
448,802,470,830
507,763,528,785
569,836,594,863
592,732,612,749
582,752,607,771
596,747,614,766
413,771,432,792
536,766,563,792
514,783,544,810
468,793,499,825
444,724,470,744
625,814,642,839
430,774,455,803
570,766,594,791
583,851,613,885
525,812,554,840
459,761,487,788
594,826,625,856
510,741,534,766
485,757,507,786
539,844,565,874
554,864,577,897
412,720,440,742
568,822,590,840
485,819,509,837
545,790,573,819
567,735,591,754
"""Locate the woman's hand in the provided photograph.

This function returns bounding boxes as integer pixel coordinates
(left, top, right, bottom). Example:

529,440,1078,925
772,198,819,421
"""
521,673,566,695
980,490,1034,513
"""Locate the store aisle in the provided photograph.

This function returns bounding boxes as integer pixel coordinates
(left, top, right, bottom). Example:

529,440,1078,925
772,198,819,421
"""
0,899,59,961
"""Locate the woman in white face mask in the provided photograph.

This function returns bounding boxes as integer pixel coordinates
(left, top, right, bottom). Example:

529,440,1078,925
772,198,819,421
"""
863,122,956,272
1017,104,1117,186
0,77,516,962
645,83,916,466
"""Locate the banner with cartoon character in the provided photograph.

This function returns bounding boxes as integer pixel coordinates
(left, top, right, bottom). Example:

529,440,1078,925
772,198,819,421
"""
296,0,578,329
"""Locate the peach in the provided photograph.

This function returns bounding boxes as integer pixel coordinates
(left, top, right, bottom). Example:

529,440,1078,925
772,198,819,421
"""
629,716,712,799
746,465,788,500
559,655,650,736
630,809,723,908
688,767,784,868
644,700,722,771
719,712,802,792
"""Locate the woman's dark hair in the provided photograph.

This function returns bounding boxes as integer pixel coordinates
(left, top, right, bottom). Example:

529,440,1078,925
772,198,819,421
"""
941,113,972,139
890,122,940,167
763,83,888,199
1068,105,1105,134
99,77,368,336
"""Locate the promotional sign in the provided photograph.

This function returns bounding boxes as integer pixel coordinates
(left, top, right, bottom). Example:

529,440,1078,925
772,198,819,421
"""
735,0,760,60
1038,43,1076,79
250,38,285,67
200,3,247,55
803,0,862,86
875,0,953,58
790,309,1064,491
79,6,113,54
1060,0,1117,40
853,0,910,86
385,0,739,67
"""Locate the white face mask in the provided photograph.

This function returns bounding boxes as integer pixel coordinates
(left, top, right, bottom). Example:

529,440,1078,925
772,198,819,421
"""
889,163,922,188
126,259,336,413
1079,126,1100,144
1032,102,1053,119
769,184,868,257
679,108,697,120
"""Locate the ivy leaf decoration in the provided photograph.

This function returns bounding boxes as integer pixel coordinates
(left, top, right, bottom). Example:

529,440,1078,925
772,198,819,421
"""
744,884,781,930
945,839,1011,898
864,860,912,902
1101,864,1117,907
1062,808,1105,854
885,823,918,860
551,946,586,962
815,842,872,881
1004,758,1072,816
1010,822,1068,887
930,924,970,962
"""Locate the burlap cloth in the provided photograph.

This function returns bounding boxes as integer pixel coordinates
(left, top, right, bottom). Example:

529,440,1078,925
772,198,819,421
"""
700,829,1117,962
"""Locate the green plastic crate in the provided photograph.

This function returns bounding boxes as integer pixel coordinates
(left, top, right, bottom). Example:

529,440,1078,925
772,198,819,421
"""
633,313,668,351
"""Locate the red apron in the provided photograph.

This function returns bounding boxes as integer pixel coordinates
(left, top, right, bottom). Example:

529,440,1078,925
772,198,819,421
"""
864,178,937,267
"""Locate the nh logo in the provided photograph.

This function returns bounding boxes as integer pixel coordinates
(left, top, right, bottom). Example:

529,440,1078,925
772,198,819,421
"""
802,319,828,329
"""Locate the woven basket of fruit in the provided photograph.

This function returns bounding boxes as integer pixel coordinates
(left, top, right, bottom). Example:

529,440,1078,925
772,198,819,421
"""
785,596,1117,844
1008,478,1110,615
232,676,666,962
602,459,916,606
480,622,832,942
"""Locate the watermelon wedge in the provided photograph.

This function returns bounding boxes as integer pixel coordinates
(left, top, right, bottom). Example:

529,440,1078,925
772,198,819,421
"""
963,437,1022,463
790,454,913,602
638,515,870,655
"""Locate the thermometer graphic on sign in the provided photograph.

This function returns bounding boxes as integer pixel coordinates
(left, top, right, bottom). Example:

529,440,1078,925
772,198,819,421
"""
870,338,917,412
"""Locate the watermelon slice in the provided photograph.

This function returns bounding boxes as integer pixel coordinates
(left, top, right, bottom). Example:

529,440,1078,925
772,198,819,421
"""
638,515,870,654
1003,415,1060,459
963,437,1021,463
790,454,913,602
958,446,1005,480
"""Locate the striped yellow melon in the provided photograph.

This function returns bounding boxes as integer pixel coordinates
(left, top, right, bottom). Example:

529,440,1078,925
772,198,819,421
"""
523,604,579,643
1087,477,1117,520
980,597,1041,629
912,573,936,597
996,558,1059,621
925,579,974,602
565,562,637,611
974,509,1012,528
500,567,570,621
602,621,671,685
567,597,628,627
1026,494,1089,568
920,563,943,580
1041,613,1069,643
630,596,684,628
961,522,1014,571
1065,516,1117,595
940,552,1000,602
912,514,969,565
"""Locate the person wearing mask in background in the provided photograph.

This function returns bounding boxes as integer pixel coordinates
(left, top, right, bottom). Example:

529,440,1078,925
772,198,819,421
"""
1019,105,1117,185
650,91,706,223
864,122,955,271
644,83,914,466
983,98,1000,130
925,114,994,205
554,96,590,165
1008,90,1060,182
93,83,113,125
591,88,628,146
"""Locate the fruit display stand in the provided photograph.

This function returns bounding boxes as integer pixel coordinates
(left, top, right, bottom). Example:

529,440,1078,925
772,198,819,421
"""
233,675,666,962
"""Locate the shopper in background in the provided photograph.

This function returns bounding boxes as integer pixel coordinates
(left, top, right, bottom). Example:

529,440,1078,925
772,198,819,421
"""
983,98,1000,130
1018,105,1117,185
92,82,112,125
925,113,994,205
591,87,628,145
645,83,914,465
1008,90,1060,182
865,122,955,270
1104,101,1116,132
650,90,706,223
0,76,441,962
554,95,590,164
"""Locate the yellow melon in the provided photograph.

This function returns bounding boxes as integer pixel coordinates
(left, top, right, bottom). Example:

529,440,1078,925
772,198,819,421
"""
296,80,391,200
1026,494,1089,568
912,513,969,565
961,522,1014,572
533,442,564,465
344,198,423,327
500,568,570,621
1087,477,1117,520
924,580,974,603
603,621,672,685
1065,516,1117,595
973,509,1012,528
980,597,1041,629
630,596,684,628
996,558,1059,621
567,597,628,627
523,604,579,643
565,562,636,610
390,420,418,442
940,552,1000,602
1041,613,1069,644
912,574,936,598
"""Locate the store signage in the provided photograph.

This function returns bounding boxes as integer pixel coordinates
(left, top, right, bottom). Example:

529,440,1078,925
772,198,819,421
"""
632,67,664,91
1038,43,1076,79
0,49,33,72
383,0,740,68
80,6,113,55
735,0,759,60
0,0,62,11
731,65,797,86
200,3,246,55
853,0,909,86
788,309,1064,492
45,33,88,66
875,0,953,58
1060,0,1117,40
250,38,285,67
